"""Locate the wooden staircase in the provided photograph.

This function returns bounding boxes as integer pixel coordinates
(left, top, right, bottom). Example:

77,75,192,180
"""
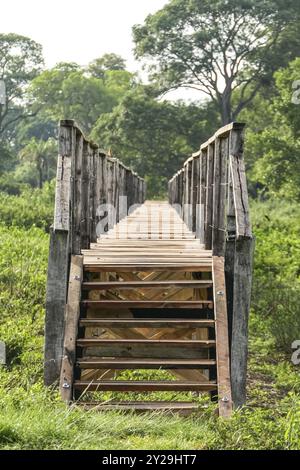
59,202,232,417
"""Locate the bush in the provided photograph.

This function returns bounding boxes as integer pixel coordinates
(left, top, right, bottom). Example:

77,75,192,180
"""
251,199,300,351
0,181,55,232
0,224,48,378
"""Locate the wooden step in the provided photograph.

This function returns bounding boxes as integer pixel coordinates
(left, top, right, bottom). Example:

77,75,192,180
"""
79,318,215,328
84,265,212,272
81,300,214,309
73,380,217,392
77,338,215,348
77,339,213,359
77,401,201,415
77,358,216,369
82,280,213,290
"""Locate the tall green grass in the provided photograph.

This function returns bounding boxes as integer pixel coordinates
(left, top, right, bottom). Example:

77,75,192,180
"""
0,196,299,449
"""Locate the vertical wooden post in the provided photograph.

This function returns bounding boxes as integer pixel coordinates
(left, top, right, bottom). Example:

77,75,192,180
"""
212,137,229,256
44,121,74,386
191,156,199,233
199,149,207,245
60,255,83,402
229,124,253,408
213,256,233,418
204,143,214,249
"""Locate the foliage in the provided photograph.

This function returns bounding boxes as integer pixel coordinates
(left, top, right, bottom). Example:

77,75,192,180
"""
0,33,43,139
0,224,48,384
88,53,126,79
242,58,300,200
0,182,54,231
133,0,300,124
251,199,300,351
30,61,136,134
274,57,300,138
91,87,218,197
18,137,57,188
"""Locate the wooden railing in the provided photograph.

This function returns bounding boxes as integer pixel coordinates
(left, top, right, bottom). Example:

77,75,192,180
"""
168,122,254,407
45,120,145,385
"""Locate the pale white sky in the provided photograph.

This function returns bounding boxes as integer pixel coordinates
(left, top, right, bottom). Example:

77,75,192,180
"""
0,0,166,70
0,0,198,101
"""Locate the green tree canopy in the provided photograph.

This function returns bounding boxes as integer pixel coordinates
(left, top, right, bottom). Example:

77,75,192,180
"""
88,53,126,79
30,62,135,133
0,33,43,140
133,0,300,124
242,58,300,200
18,137,56,188
91,87,217,196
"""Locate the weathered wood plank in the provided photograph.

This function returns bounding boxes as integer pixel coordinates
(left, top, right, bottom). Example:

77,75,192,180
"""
212,137,229,256
59,255,83,402
230,237,254,408
212,256,233,417
44,229,69,385
230,138,252,238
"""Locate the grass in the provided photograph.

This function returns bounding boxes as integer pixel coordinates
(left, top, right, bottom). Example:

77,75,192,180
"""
0,197,300,449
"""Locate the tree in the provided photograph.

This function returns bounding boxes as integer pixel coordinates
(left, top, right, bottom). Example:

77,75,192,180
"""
91,87,217,196
274,58,300,138
88,53,126,79
133,0,300,124
18,138,57,188
0,33,43,139
242,58,300,200
30,62,135,133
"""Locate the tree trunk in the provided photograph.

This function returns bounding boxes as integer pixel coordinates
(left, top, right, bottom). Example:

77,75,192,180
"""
220,89,233,125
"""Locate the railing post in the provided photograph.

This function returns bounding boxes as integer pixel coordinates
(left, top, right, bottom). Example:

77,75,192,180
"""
229,124,253,408
212,136,229,256
44,120,74,386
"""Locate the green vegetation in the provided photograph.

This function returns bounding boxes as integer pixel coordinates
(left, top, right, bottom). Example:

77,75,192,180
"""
0,193,299,449
0,0,300,451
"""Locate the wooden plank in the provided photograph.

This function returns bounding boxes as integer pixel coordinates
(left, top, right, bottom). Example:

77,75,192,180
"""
72,132,84,254
77,358,216,369
82,280,213,290
79,318,215,328
44,228,69,386
230,146,252,238
198,149,207,244
53,123,74,231
212,256,232,418
204,143,214,249
81,342,212,359
77,401,200,415
81,300,213,309
230,237,254,408
212,137,229,256
59,255,83,402
78,338,214,347
84,265,213,272
74,380,217,392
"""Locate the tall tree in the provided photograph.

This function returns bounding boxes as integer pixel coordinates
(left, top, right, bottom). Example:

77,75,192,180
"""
18,137,56,188
30,62,135,133
242,58,300,200
0,34,43,139
91,87,217,196
88,53,126,79
133,0,300,124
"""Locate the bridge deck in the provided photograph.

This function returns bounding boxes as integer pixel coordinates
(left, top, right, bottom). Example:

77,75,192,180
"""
82,201,212,271
58,201,232,416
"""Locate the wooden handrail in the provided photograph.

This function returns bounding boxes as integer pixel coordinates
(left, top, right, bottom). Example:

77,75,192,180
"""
168,122,252,252
168,122,254,407
45,120,145,386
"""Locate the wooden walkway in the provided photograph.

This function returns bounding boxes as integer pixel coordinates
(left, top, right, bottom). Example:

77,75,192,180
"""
59,201,232,416
46,120,253,416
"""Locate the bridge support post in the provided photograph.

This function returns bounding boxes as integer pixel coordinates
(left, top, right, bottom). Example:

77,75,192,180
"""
44,229,69,385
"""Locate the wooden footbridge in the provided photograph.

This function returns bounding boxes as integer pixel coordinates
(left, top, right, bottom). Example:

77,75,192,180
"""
45,120,253,417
